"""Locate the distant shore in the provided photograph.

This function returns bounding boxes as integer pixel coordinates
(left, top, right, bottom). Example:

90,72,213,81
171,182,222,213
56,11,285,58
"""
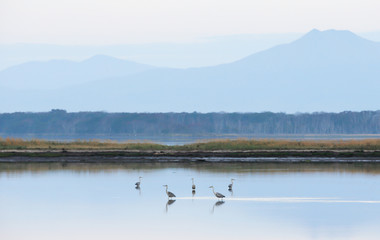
2,138,380,163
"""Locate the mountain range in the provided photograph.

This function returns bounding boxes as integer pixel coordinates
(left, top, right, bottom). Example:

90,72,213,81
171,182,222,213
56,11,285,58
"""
1,29,380,113
0,55,155,90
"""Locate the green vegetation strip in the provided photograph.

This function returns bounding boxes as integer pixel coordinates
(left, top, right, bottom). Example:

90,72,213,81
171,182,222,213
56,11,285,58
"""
3,138,380,151
1,138,380,159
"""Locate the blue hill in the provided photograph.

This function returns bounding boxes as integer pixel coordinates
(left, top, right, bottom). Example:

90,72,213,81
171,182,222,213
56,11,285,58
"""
1,29,380,112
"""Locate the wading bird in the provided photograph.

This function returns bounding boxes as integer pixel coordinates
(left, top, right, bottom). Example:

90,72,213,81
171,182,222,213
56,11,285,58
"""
163,185,176,199
209,186,225,200
191,178,196,190
228,178,235,190
135,177,142,188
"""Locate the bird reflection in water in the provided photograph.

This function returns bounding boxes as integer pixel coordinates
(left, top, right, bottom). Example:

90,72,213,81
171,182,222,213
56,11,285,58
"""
228,188,233,197
211,200,225,214
135,186,141,196
192,190,196,197
165,199,176,213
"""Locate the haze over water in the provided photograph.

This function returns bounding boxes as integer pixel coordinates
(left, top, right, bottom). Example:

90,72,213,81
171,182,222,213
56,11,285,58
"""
1,162,380,240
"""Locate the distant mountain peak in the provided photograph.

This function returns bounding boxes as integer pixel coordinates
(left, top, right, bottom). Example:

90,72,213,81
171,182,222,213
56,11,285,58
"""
309,28,321,34
82,54,122,63
295,28,365,45
303,28,352,37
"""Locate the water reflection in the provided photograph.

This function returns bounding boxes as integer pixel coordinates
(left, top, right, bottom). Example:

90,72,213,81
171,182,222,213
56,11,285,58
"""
228,188,233,197
211,200,225,214
165,199,176,213
135,186,141,195
3,162,380,175
2,162,380,240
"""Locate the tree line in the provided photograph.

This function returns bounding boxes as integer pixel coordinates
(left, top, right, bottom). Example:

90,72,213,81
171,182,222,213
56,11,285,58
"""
1,110,380,135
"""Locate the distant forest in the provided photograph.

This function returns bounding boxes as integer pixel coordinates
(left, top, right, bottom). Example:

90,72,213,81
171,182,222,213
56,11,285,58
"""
1,110,380,135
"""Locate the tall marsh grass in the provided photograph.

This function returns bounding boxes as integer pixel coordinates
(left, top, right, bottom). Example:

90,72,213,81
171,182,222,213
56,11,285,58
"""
0,137,168,150
1,137,380,150
178,138,380,150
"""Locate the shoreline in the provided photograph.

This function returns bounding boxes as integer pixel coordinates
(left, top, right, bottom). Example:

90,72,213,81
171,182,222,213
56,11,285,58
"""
2,149,380,163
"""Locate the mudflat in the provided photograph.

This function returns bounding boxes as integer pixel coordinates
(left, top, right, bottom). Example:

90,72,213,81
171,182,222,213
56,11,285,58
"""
1,149,380,163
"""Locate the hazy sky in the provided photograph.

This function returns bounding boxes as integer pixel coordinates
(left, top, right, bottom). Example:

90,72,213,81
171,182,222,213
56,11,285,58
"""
1,0,379,44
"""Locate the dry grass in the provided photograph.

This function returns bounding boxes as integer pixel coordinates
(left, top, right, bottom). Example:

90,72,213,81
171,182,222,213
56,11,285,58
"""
178,138,380,150
2,137,380,151
0,137,168,150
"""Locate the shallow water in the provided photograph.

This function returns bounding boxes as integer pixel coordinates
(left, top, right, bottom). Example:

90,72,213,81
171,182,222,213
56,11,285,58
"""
1,162,380,240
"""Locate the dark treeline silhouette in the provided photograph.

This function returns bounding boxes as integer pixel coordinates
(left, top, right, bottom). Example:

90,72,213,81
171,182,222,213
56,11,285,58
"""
1,110,380,135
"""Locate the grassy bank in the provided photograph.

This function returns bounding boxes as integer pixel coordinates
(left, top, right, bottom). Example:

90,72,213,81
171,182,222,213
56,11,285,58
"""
2,137,380,151
0,138,167,150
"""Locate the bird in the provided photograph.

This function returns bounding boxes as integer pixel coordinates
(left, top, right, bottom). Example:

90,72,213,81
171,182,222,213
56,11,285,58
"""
135,176,142,188
209,186,225,200
191,178,196,190
228,178,235,190
163,185,176,199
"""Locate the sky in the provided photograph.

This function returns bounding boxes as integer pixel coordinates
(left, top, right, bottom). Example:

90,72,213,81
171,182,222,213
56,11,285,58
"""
1,0,380,45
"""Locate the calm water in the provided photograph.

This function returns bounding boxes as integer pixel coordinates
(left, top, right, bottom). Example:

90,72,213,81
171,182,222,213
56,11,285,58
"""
1,162,380,240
